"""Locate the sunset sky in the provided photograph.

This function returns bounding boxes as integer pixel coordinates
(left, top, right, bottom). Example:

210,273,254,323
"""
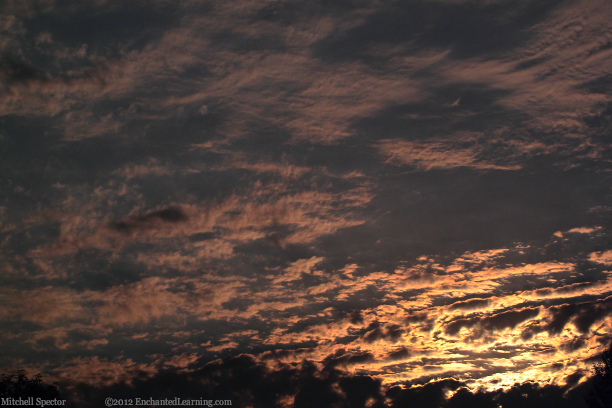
1,0,612,406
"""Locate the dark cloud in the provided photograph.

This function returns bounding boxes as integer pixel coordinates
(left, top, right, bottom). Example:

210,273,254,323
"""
445,308,539,336
449,298,491,311
63,355,592,408
324,350,376,368
387,378,464,408
445,317,480,336
562,337,587,352
573,298,612,334
586,100,612,130
548,297,612,334
68,355,387,408
186,232,216,242
579,74,612,95
362,324,404,344
260,348,313,361
385,347,411,361
108,206,188,233
444,380,589,408
533,282,597,297
481,308,540,331
0,55,48,85
520,297,612,342
349,310,364,325
0,54,109,89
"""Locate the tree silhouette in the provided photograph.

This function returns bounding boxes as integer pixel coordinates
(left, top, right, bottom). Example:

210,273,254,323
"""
0,370,61,399
586,343,612,408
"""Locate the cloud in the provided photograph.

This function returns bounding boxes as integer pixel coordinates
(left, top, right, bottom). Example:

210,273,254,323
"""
567,227,601,234
213,156,313,180
555,226,602,237
110,159,176,180
0,287,86,325
0,53,112,117
29,184,371,262
7,239,612,402
480,307,540,332
385,347,411,361
54,356,157,388
378,137,524,171
108,206,189,234
589,250,612,265
362,325,405,344
271,256,324,284
324,350,376,368
0,55,49,85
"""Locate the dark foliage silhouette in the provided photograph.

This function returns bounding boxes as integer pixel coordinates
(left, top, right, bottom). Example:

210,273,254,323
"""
0,370,61,399
586,343,612,408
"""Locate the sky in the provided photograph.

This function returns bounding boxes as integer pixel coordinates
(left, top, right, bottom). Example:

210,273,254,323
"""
1,0,612,407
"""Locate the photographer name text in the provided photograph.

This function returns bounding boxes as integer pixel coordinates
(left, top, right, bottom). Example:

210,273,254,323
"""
1,398,65,406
